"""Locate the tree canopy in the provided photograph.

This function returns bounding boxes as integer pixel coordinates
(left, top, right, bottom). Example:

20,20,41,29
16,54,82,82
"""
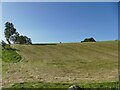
4,22,32,44
4,22,16,44
81,37,96,42
1,40,6,49
14,35,32,44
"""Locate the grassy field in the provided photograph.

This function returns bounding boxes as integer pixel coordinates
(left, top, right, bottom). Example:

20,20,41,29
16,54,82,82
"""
2,41,118,88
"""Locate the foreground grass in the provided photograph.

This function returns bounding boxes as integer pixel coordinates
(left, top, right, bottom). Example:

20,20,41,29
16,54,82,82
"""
3,81,118,89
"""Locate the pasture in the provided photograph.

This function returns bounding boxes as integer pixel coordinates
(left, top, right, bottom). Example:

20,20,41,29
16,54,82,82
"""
2,41,118,88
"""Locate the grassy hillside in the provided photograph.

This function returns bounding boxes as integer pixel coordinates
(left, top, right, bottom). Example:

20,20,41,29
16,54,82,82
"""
2,41,118,88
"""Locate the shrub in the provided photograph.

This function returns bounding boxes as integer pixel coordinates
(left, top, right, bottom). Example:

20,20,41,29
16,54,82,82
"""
81,37,96,43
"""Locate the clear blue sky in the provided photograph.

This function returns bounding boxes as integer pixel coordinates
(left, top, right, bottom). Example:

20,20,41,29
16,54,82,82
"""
2,2,118,43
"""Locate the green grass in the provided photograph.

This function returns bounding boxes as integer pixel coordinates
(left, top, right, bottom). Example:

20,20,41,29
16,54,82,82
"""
2,41,118,88
2,48,22,63
4,81,118,89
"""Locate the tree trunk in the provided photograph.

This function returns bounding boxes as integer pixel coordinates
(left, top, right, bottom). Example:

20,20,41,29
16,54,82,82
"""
6,39,11,45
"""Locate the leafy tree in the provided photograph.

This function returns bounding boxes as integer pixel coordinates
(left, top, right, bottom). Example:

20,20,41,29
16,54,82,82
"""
81,37,96,43
25,37,32,44
1,40,6,49
4,22,16,44
4,22,32,44
84,37,96,42
10,32,20,44
15,35,32,44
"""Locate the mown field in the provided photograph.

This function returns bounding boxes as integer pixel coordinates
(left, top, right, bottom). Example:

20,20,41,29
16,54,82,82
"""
2,41,119,88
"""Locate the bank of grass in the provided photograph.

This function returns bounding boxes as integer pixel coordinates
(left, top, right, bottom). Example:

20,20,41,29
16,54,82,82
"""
2,45,22,63
4,81,118,89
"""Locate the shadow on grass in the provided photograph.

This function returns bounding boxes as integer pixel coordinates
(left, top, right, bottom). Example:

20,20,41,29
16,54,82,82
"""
6,48,20,51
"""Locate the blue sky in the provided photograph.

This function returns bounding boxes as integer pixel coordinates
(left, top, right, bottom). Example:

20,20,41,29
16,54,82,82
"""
2,2,118,43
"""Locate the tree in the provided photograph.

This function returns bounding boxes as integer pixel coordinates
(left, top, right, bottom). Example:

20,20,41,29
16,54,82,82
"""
10,32,20,44
4,22,32,44
81,37,96,43
4,22,16,44
1,40,6,49
25,37,32,44
15,35,32,44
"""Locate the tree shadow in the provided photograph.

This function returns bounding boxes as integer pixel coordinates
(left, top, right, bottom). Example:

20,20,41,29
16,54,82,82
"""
4,47,20,51
10,48,20,51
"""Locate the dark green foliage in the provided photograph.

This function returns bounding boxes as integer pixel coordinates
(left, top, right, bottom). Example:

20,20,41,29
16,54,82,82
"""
81,37,96,43
14,35,32,44
10,31,32,44
4,22,32,44
10,33,32,44
16,35,26,44
4,22,16,44
1,40,6,49
10,32,19,43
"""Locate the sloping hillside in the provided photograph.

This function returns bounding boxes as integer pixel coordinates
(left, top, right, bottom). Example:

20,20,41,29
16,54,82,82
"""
2,41,118,87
